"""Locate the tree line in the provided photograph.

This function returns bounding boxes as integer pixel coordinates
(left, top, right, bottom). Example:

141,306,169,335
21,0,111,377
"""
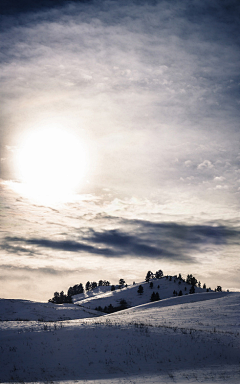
48,278,124,304
48,270,222,304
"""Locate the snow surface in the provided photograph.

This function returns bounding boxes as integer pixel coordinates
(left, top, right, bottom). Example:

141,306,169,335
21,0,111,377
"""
0,299,99,322
0,279,239,383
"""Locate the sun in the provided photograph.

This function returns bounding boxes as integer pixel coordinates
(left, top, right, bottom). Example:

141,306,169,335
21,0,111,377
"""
15,127,88,203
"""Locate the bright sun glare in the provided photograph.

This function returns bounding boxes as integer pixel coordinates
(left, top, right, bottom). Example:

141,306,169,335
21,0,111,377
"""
15,127,88,204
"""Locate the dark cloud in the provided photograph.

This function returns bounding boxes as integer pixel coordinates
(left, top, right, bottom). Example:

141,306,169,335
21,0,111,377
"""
2,237,115,256
124,220,240,245
0,0,89,16
3,220,239,263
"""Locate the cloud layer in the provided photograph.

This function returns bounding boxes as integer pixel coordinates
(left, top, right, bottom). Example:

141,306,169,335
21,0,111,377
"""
3,221,240,262
0,0,240,299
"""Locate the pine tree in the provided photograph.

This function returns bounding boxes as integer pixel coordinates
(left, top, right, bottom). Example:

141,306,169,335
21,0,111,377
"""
155,270,163,279
85,281,91,291
108,304,114,313
91,281,97,290
137,285,144,294
145,271,154,282
189,285,195,294
119,278,125,287
149,282,154,289
150,292,156,302
119,299,127,309
155,292,160,300
150,291,160,302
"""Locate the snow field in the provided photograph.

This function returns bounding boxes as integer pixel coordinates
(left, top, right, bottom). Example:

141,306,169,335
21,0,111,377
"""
0,292,239,383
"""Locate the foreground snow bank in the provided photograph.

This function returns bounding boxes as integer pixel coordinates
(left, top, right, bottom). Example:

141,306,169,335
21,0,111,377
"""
0,292,239,383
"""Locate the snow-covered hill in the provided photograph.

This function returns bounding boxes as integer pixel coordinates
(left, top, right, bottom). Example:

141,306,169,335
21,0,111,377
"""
0,298,99,322
0,276,212,322
0,280,239,383
73,276,212,311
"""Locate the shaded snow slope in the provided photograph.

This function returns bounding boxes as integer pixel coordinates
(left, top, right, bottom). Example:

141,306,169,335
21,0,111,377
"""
0,292,239,383
0,298,100,321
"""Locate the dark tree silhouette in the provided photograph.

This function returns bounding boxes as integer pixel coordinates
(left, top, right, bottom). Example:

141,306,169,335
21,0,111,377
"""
91,281,98,290
119,299,128,309
186,274,198,286
119,278,125,287
150,291,160,302
49,291,72,304
189,285,195,294
145,271,154,282
137,285,144,295
85,281,91,291
155,270,163,279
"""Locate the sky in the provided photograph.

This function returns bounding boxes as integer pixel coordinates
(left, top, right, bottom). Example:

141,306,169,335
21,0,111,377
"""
0,0,240,301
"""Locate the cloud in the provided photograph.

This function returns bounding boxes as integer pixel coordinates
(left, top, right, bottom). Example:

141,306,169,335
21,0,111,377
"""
3,220,239,264
197,160,214,170
0,0,240,199
214,176,225,182
184,160,192,168
2,237,115,256
215,185,229,190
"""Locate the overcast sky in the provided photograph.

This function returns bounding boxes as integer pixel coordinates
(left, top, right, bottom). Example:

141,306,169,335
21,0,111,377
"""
0,0,240,301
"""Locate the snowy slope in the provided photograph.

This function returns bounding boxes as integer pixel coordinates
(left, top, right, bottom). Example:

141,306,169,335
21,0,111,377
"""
0,298,100,321
0,291,239,383
73,277,212,311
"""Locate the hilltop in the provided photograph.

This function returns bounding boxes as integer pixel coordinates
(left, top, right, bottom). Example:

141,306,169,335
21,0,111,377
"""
72,275,213,313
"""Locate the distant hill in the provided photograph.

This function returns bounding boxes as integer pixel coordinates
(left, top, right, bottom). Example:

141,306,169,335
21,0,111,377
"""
72,276,212,313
